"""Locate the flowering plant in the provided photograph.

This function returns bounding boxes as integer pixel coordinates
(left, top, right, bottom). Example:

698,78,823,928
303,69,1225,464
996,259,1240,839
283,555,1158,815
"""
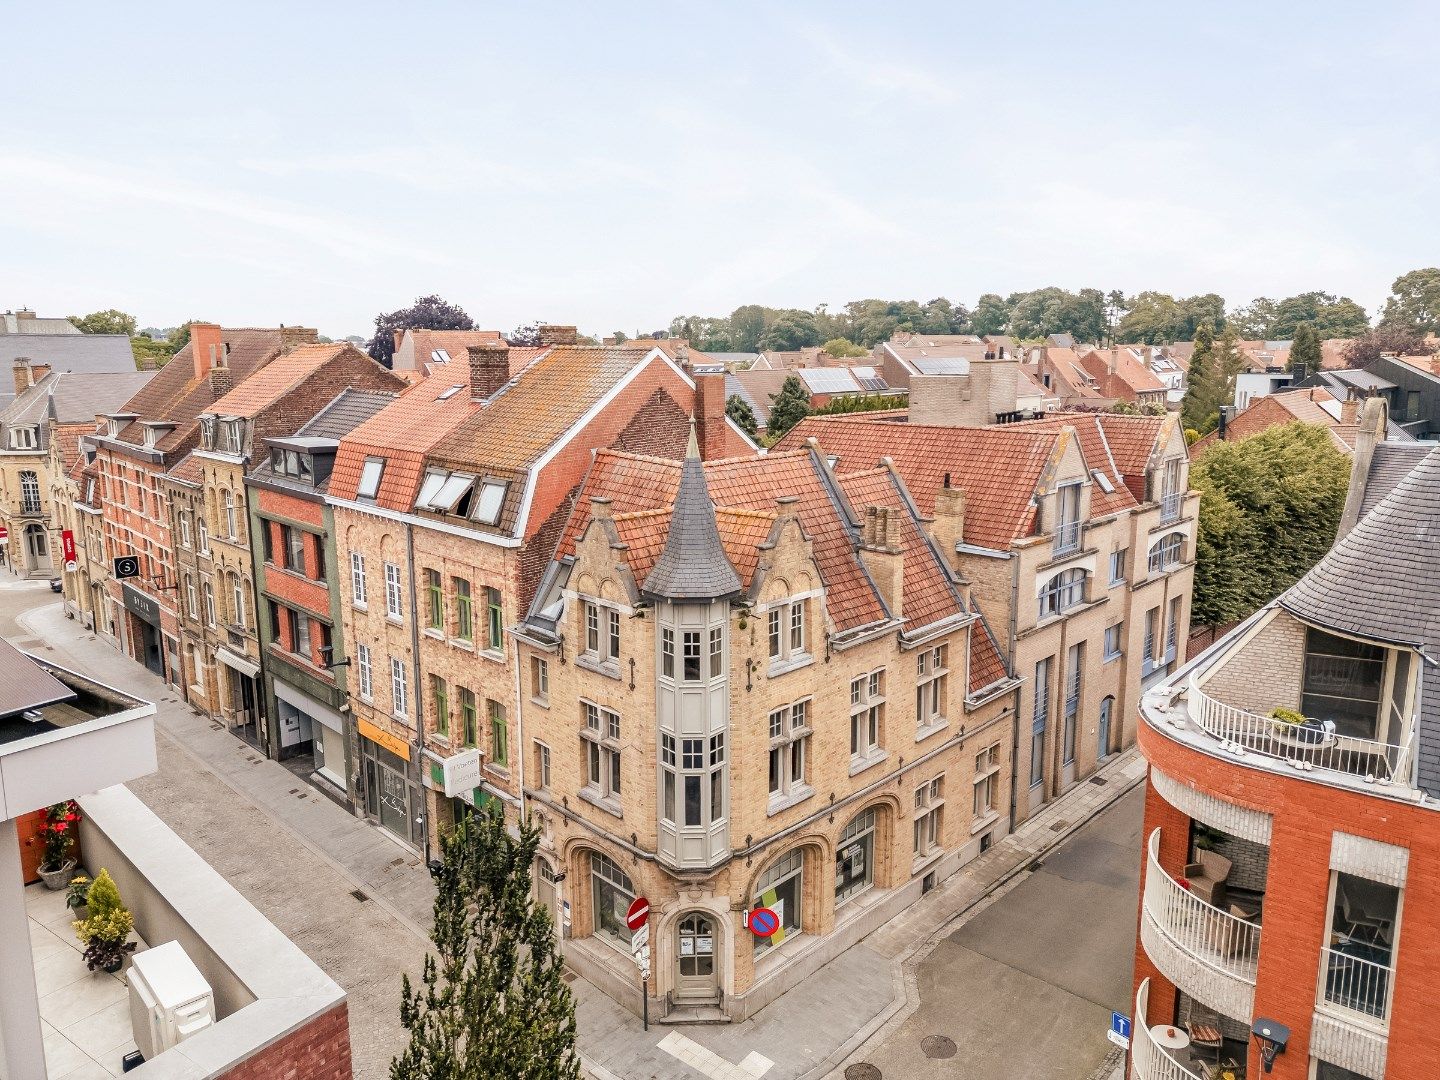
41,801,81,870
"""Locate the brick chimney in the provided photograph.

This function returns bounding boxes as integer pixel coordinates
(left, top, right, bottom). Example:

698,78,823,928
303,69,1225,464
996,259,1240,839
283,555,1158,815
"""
12,358,30,396
929,478,966,563
29,362,51,385
468,342,511,401
15,309,34,324
858,505,904,619
1340,395,1358,426
190,323,224,382
694,371,729,458
538,325,578,347
279,326,320,349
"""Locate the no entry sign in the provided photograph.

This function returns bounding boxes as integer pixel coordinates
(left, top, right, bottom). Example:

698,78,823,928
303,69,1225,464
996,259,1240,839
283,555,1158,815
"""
748,906,779,939
626,896,650,932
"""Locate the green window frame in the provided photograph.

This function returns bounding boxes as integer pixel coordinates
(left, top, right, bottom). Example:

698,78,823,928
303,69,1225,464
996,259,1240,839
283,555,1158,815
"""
488,698,507,767
455,578,473,642
485,587,503,652
424,568,443,630
430,674,449,737
460,688,478,748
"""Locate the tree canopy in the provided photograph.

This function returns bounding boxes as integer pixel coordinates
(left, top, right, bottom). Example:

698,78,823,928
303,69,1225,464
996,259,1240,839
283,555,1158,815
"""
725,394,758,439
1379,267,1440,334
69,309,137,336
1287,322,1320,373
367,295,474,367
1189,424,1350,625
821,337,867,358
1115,292,1225,344
1342,326,1433,368
392,806,579,1080
765,375,811,439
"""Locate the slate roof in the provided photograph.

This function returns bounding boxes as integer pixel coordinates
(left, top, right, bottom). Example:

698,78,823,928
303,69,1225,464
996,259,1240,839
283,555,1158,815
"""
296,389,398,442
0,370,154,428
0,333,136,375
640,427,743,600
775,417,1060,548
1357,442,1440,518
0,637,74,722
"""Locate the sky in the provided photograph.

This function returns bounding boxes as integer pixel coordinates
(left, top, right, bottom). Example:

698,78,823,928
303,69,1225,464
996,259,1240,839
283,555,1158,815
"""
3,1,1438,341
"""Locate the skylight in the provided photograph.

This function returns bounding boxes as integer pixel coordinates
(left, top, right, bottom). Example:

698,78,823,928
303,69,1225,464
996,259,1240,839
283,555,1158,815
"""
1092,470,1116,494
431,349,451,364
357,458,385,499
437,385,464,400
416,470,446,508
472,481,507,525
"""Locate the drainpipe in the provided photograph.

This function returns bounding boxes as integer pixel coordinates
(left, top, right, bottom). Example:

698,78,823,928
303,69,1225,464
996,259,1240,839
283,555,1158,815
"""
512,626,527,821
1006,548,1022,828
404,520,429,859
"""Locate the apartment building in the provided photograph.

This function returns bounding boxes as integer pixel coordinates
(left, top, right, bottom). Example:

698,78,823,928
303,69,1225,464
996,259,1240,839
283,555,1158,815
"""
780,390,1196,822
328,329,755,848
0,362,151,576
512,434,1017,1021
82,325,314,686
159,343,404,748
245,388,399,792
1129,439,1440,1080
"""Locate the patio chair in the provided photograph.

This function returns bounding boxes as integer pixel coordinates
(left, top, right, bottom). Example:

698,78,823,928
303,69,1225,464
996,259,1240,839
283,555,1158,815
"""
1185,1001,1225,1069
1338,879,1391,944
1184,848,1232,908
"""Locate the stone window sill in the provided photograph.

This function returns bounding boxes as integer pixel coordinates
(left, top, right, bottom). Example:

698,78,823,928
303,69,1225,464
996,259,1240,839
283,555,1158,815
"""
766,783,815,817
422,628,444,641
848,749,889,777
578,787,623,819
447,637,475,651
530,696,550,710
915,718,948,743
576,655,621,680
767,653,814,679
480,648,505,664
911,850,944,877
970,811,1001,836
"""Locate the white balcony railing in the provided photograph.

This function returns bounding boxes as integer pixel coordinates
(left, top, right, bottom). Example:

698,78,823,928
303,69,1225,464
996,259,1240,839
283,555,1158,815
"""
1131,978,1206,1080
1189,684,1416,788
1053,519,1081,556
1322,945,1394,1023
1160,491,1182,522
1144,829,1261,986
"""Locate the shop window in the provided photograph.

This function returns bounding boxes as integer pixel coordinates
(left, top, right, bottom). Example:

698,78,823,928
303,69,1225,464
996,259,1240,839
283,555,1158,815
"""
835,808,877,906
753,848,803,955
591,852,636,947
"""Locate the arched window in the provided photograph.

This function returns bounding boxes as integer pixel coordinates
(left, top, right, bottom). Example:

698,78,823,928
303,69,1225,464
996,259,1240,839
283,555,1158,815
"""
1098,696,1115,758
1147,533,1184,575
1038,567,1087,619
19,470,40,514
835,808,878,905
590,851,636,946
222,489,237,538
229,572,246,628
753,848,804,954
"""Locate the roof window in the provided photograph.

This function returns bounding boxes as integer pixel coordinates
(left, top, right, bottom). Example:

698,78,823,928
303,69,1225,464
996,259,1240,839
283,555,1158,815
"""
472,481,507,525
357,457,385,500
431,349,451,364
1092,470,1116,494
437,385,464,400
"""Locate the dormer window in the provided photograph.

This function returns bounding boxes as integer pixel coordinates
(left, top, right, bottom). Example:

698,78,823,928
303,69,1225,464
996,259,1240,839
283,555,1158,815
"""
217,419,244,454
9,426,37,450
357,458,384,500
270,447,314,482
199,416,216,449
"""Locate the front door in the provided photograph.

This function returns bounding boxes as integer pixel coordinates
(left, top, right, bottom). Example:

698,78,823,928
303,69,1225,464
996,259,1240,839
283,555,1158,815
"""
23,525,50,572
1098,697,1114,760
674,912,719,1003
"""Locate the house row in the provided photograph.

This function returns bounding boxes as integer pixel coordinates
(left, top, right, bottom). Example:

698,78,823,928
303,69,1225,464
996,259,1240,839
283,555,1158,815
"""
47,323,1197,1023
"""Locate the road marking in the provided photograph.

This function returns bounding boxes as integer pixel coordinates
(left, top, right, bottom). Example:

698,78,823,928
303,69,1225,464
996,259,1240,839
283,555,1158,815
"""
657,1031,774,1080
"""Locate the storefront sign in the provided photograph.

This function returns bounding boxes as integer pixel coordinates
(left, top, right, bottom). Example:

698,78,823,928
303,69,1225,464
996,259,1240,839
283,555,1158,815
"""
121,582,161,627
357,717,411,761
442,749,482,797
61,530,77,571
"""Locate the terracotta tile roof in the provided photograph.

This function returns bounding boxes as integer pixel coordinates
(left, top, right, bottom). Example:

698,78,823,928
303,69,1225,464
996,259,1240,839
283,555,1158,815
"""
206,344,344,418
836,467,965,631
330,372,479,509
775,418,1059,549
1191,390,1359,455
968,605,1009,694
1001,414,1139,517
112,328,290,452
406,329,504,364
166,452,204,486
612,505,775,588
1079,348,1168,399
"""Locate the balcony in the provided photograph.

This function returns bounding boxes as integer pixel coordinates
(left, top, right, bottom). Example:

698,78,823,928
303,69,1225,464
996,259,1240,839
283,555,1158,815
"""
1130,978,1205,1080
1140,829,1259,1021
1160,491,1182,522
1189,684,1417,789
1052,519,1081,557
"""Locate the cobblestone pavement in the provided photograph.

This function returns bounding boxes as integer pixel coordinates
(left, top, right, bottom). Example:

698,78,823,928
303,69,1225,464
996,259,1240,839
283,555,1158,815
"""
10,585,1147,1080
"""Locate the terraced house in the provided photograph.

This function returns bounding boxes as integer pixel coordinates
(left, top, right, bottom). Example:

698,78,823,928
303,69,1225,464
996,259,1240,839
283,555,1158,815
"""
161,342,403,749
512,433,1017,1021
327,328,753,849
781,380,1197,823
83,324,315,686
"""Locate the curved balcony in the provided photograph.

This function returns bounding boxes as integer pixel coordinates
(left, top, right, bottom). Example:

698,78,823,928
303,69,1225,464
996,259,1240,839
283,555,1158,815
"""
1188,683,1416,789
1140,829,1259,1021
1131,978,1205,1080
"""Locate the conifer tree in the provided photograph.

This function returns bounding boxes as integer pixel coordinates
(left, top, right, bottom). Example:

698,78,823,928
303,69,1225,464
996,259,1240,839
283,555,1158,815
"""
1180,321,1216,432
725,394,758,439
1288,321,1321,373
392,806,579,1080
765,375,812,439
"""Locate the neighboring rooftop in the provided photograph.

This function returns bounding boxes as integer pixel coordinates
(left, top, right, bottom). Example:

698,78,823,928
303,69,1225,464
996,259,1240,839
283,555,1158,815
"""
0,369,155,429
0,333,137,377
0,310,79,335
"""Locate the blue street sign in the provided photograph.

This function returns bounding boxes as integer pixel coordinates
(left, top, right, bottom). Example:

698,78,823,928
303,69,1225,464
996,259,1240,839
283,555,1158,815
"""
1108,1012,1132,1049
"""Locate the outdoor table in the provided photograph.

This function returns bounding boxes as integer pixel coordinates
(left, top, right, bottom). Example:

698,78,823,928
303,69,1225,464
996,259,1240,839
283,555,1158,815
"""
1150,1025,1191,1052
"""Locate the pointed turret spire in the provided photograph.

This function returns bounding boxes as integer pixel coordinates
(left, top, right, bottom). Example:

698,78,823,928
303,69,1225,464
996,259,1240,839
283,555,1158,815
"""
641,418,742,600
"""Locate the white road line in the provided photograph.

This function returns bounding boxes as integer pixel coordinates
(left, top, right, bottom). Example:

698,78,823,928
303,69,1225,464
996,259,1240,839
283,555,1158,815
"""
657,1031,774,1080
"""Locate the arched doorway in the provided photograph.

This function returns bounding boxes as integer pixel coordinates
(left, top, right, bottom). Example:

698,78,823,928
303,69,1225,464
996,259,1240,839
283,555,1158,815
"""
674,911,719,1003
534,855,558,927
1098,695,1115,761
23,524,49,572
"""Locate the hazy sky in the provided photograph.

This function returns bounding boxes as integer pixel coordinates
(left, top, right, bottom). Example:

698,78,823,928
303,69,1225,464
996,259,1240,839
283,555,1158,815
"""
3,1,1436,340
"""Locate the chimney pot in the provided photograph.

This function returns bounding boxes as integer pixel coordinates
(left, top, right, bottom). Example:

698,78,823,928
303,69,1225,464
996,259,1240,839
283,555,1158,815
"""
468,342,511,400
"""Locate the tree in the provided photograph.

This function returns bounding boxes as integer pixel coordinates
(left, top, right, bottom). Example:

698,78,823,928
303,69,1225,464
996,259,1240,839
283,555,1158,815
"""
1189,424,1349,624
1006,287,1108,343
392,806,578,1080
610,330,629,344
757,310,819,351
1180,322,1217,432
1117,292,1223,344
506,323,543,347
969,293,1010,336
729,305,769,352
765,375,811,439
726,395,758,438
69,309,138,336
1342,327,1433,368
1228,297,1278,339
368,295,474,367
821,337,866,358
1288,321,1321,373
1379,267,1440,334
1266,292,1369,339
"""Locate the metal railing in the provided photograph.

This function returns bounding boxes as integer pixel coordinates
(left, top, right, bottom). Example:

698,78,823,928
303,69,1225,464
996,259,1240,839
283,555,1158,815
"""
1189,684,1417,787
1160,491,1182,522
1322,945,1394,1022
1144,829,1261,984
1131,978,1206,1080
1052,519,1081,555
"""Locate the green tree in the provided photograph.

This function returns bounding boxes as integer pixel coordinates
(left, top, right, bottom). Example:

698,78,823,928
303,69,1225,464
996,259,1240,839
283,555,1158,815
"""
1228,297,1277,338
969,293,1011,336
821,337,866,358
392,806,578,1080
1288,321,1321,372
1266,292,1369,339
726,394,758,438
729,305,769,351
1379,267,1440,333
610,330,629,344
1189,424,1349,624
757,310,820,351
69,309,138,336
1180,322,1217,431
765,375,811,438
1117,292,1223,344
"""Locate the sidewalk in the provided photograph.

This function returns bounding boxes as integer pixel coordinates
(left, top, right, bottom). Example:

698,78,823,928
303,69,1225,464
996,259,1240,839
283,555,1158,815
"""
13,596,1146,1080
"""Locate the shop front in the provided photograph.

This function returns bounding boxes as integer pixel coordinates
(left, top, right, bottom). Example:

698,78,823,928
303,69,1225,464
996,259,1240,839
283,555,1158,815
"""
358,718,423,849
215,647,263,748
121,583,165,677
273,680,346,791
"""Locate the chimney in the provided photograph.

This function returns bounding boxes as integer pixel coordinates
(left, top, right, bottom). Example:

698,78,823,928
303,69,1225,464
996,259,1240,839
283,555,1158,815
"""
1340,395,1358,426
279,326,319,349
190,323,223,382
15,309,34,323
929,479,966,564
1217,406,1232,439
538,325,578,347
590,496,612,524
28,362,51,386
1291,361,1309,384
12,358,30,397
858,506,904,619
468,342,511,400
1336,396,1391,539
694,372,729,457
209,368,233,397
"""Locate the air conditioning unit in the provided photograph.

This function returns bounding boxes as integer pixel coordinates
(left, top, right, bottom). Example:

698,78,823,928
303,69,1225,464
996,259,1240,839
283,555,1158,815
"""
127,941,215,1061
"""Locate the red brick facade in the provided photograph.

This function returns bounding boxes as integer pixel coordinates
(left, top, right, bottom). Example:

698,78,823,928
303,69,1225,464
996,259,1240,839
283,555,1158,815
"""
216,1002,352,1080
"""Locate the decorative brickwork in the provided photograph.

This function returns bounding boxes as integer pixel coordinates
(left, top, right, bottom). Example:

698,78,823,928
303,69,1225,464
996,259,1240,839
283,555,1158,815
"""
216,1002,352,1080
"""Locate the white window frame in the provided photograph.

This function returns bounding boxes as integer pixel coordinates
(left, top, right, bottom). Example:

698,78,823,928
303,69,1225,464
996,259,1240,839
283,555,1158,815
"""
384,562,403,620
767,598,810,668
357,457,384,500
1038,567,1087,619
767,699,811,803
913,776,945,861
390,656,408,719
915,646,947,731
1104,622,1124,661
350,551,367,606
973,745,1000,819
356,644,373,699
850,669,885,761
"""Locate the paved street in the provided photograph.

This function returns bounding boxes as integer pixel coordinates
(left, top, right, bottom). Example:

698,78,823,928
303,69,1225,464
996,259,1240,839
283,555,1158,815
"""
5,578,1143,1080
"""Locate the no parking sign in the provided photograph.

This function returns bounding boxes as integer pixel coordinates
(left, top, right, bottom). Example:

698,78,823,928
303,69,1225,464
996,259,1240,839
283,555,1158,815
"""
747,906,779,939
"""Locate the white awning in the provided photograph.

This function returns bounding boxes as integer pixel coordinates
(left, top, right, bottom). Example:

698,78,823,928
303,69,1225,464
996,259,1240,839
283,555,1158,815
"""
273,680,346,735
213,647,260,679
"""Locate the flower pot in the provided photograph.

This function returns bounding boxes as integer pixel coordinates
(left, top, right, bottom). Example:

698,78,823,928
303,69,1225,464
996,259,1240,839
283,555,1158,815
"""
68,904,89,921
38,859,76,890
101,956,123,974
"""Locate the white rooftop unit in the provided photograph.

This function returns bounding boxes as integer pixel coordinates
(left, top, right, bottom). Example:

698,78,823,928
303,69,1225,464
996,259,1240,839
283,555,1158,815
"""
127,940,215,1060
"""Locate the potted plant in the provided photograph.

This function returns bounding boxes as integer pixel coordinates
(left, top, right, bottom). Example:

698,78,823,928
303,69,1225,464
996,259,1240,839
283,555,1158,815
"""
73,869,136,973
1270,707,1327,744
66,874,92,919
36,800,81,889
